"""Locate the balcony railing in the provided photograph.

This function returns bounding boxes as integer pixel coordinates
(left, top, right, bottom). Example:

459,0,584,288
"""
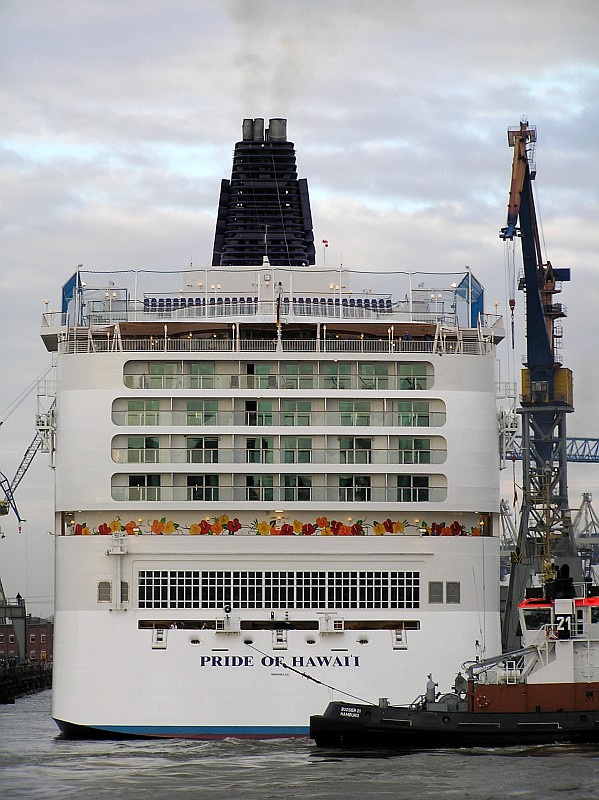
122,373,433,391
111,445,448,466
110,486,448,504
112,410,447,428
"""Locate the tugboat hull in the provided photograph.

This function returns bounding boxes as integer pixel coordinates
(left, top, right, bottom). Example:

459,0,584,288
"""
310,702,599,749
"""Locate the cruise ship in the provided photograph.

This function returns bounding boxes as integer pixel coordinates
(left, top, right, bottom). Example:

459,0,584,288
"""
42,118,505,738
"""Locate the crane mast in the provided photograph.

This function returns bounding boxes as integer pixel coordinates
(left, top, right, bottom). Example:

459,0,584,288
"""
500,120,577,651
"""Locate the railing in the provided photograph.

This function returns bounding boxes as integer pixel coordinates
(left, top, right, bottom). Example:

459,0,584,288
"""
112,410,448,428
110,486,448,503
111,444,448,466
122,373,433,391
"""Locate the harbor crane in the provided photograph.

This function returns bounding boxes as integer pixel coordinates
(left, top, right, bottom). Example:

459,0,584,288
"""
500,120,578,650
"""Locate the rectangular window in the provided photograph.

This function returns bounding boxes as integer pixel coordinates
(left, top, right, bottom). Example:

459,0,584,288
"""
284,475,312,501
187,436,219,464
128,474,161,501
121,582,130,603
397,475,430,502
30,633,36,643
321,361,351,389
339,400,371,426
284,436,312,464
40,633,46,643
147,361,181,389
339,436,372,464
245,401,273,426
128,436,160,463
397,400,430,427
189,362,215,389
187,475,219,501
0,634,3,643
9,634,15,643
187,400,218,426
398,362,429,390
284,363,314,389
98,581,112,602
446,582,461,604
398,437,432,464
339,475,371,502
127,399,159,425
359,363,389,389
428,581,444,604
246,475,274,501
138,570,420,610
246,437,274,464
282,400,311,426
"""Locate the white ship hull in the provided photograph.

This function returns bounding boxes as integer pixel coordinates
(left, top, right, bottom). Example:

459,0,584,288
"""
52,535,500,737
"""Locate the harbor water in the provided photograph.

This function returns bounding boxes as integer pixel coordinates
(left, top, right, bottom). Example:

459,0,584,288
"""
3,692,599,799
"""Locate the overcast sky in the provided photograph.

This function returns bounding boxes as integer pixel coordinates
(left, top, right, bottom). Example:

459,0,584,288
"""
1,0,598,614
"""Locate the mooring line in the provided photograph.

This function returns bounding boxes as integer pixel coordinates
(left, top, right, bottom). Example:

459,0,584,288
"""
244,642,375,705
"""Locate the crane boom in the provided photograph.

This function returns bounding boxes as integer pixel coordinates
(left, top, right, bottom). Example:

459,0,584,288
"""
501,121,577,651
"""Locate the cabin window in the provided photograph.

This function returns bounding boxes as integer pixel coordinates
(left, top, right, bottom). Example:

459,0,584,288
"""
98,581,112,603
187,475,219,501
397,437,432,464
339,437,372,465
127,399,159,425
339,400,371,426
339,475,371,502
284,475,312,501
428,581,444,604
187,400,218,426
189,362,215,389
283,400,311,426
446,582,461,604
397,400,430,427
187,436,219,464
246,437,274,464
246,475,274,502
283,363,314,389
523,608,551,630
284,436,312,464
397,475,430,502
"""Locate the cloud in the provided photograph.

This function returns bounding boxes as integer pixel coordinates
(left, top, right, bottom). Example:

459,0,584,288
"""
1,0,599,611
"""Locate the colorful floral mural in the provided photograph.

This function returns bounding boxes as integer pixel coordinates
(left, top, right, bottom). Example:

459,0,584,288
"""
69,516,475,537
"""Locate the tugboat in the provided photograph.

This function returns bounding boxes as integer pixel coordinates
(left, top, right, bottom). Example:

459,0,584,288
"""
310,567,599,748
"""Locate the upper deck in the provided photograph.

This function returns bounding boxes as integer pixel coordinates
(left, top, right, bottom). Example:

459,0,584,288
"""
41,265,505,355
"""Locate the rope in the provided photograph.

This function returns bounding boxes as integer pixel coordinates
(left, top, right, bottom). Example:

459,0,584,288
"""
245,642,375,705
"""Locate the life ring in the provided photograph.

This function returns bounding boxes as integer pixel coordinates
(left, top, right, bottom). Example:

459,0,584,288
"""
476,695,490,709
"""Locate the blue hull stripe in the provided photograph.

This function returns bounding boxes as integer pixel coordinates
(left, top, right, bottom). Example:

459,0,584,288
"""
93,724,309,737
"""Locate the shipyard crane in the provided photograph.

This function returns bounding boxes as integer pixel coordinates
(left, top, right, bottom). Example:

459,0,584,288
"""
500,120,578,651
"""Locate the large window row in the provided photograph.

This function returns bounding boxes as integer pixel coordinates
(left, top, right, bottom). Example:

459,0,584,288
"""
123,360,433,391
113,398,446,428
112,433,447,466
113,473,447,503
138,570,421,610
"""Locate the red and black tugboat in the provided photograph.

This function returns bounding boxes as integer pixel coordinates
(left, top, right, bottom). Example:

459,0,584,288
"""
310,569,599,748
